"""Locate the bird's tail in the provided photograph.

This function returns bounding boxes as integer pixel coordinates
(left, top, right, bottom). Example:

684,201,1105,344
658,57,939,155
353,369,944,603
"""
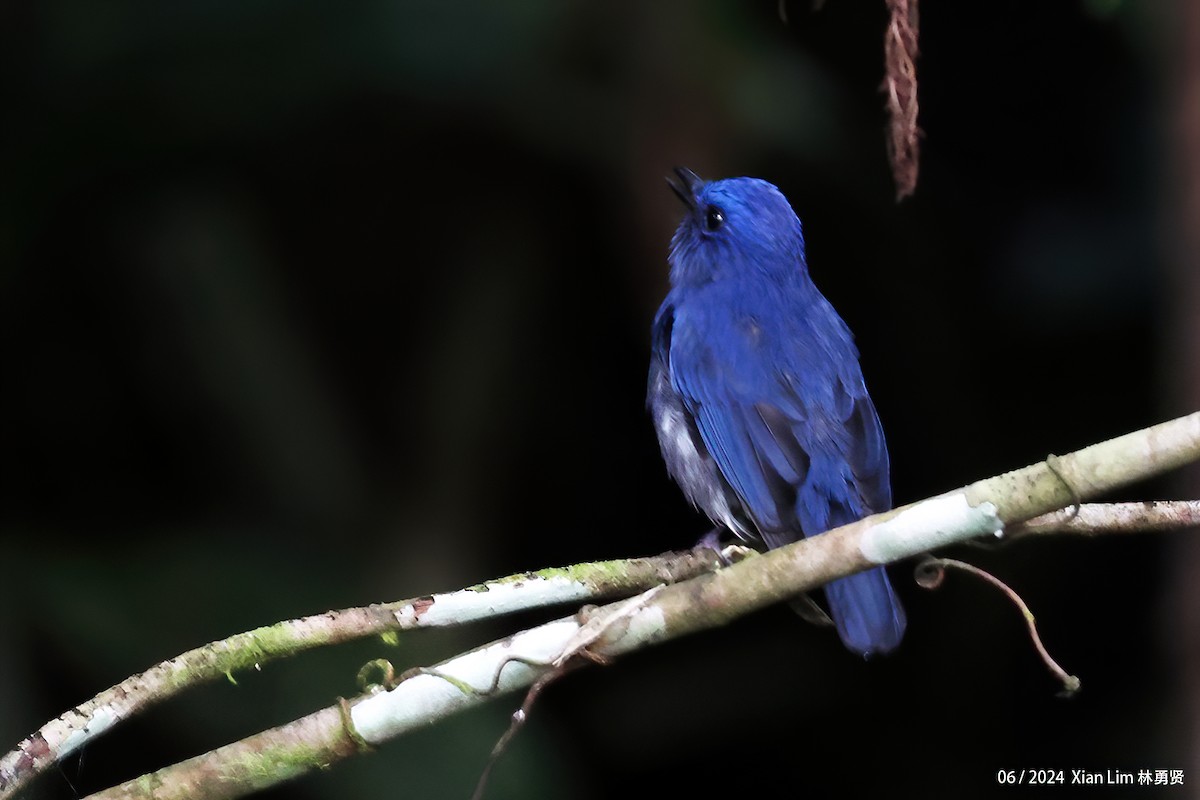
823,567,906,657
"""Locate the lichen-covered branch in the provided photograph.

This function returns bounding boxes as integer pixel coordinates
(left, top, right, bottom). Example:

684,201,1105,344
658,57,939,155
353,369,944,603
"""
0,550,722,800
86,705,360,800
76,411,1200,800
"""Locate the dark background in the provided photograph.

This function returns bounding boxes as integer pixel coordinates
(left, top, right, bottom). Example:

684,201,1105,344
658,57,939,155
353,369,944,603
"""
1,1,1193,798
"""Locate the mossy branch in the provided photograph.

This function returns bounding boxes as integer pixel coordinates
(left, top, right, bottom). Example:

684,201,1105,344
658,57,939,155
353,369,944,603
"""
4,412,1200,800
0,551,723,800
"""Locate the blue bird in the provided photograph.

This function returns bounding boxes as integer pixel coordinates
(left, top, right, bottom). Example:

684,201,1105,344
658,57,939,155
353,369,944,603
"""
648,167,906,657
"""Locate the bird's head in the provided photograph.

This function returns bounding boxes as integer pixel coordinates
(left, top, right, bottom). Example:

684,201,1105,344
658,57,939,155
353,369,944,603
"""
666,167,808,289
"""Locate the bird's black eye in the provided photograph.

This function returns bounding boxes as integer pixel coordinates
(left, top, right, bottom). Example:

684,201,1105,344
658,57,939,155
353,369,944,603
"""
704,205,725,232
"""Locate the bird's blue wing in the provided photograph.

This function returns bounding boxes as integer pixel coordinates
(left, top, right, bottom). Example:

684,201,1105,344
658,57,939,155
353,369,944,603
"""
671,338,886,543
690,400,802,537
668,314,905,656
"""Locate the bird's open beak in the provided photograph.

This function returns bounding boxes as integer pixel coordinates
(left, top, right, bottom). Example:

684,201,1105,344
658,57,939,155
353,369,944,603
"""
667,166,704,210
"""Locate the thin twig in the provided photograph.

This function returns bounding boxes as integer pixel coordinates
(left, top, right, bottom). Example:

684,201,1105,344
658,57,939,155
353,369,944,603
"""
469,657,594,800
915,557,1080,696
468,593,656,798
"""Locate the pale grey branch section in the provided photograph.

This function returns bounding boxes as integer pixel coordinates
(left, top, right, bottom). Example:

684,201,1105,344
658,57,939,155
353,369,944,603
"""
70,411,1200,800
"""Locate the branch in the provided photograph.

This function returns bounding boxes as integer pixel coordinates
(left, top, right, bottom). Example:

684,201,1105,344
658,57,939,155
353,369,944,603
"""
0,550,723,800
1010,500,1200,538
59,410,1200,800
